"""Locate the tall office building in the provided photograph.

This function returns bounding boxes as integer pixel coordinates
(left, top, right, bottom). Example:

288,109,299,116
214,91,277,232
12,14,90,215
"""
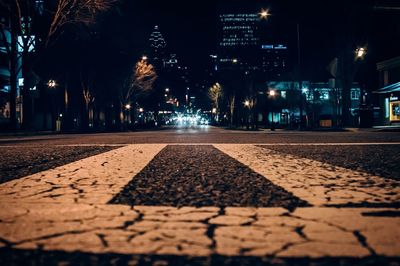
217,11,289,78
149,25,167,67
217,13,260,71
219,13,259,48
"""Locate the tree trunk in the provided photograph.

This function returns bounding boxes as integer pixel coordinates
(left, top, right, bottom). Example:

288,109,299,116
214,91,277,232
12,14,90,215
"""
9,16,18,130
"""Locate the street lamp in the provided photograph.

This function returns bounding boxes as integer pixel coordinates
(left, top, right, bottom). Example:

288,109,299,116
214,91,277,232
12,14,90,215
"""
142,55,148,61
244,99,254,130
355,47,366,59
268,89,276,97
268,90,277,131
259,9,270,19
125,104,131,110
47,79,57,88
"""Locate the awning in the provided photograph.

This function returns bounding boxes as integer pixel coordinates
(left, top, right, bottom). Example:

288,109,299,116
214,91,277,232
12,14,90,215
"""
374,82,400,94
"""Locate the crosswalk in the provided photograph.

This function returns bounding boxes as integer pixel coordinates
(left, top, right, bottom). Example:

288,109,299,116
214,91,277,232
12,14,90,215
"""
0,144,399,259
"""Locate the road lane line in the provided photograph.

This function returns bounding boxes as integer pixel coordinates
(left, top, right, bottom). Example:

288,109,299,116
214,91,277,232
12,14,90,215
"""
214,144,400,206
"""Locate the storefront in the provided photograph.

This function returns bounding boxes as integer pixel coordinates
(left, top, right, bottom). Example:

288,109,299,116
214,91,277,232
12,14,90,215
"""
389,94,400,123
374,82,400,125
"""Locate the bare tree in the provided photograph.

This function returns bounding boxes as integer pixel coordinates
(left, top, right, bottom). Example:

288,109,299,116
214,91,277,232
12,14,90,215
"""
123,59,157,105
208,82,222,121
81,71,95,128
47,0,114,46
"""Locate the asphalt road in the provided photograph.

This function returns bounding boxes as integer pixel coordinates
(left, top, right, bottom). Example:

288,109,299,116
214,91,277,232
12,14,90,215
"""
0,126,399,265
1,126,400,145
1,126,399,182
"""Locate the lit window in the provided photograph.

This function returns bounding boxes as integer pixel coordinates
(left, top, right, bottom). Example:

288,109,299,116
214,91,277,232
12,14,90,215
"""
351,89,360,100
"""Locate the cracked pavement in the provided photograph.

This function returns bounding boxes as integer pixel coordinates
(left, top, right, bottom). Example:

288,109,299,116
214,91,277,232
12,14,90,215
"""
0,137,399,264
0,203,399,258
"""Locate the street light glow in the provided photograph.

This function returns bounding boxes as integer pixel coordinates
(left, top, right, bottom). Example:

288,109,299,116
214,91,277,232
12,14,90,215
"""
259,9,270,19
269,90,276,96
142,55,148,60
139,108,144,112
232,58,238,63
47,79,57,88
125,104,131,110
356,47,366,59
244,100,250,107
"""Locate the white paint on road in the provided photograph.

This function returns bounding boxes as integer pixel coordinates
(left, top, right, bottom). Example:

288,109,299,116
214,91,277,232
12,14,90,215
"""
214,144,400,206
0,144,166,204
0,144,399,259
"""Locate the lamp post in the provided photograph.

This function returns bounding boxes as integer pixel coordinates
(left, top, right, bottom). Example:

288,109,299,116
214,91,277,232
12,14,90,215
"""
244,99,253,130
268,89,277,131
47,79,60,131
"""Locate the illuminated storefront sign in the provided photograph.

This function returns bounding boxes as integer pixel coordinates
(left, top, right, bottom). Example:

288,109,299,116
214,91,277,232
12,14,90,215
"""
390,96,399,101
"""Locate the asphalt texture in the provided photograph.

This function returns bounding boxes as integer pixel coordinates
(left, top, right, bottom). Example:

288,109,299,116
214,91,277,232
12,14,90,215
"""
0,145,118,183
1,127,400,145
110,145,308,210
262,145,400,180
1,249,399,266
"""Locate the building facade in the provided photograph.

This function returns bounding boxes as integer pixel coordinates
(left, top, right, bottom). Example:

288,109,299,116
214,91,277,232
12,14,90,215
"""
374,56,400,125
217,12,289,78
255,81,361,128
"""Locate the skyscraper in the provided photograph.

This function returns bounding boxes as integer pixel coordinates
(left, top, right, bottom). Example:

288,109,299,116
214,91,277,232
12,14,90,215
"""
217,10,289,79
217,13,260,71
219,13,259,48
149,25,166,65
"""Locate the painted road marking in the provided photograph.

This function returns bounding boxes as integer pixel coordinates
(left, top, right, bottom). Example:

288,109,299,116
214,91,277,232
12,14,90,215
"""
215,144,400,206
0,144,166,204
0,144,399,258
0,203,399,257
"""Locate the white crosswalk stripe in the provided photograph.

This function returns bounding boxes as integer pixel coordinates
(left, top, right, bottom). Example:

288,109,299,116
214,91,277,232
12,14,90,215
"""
0,144,399,258
215,144,400,206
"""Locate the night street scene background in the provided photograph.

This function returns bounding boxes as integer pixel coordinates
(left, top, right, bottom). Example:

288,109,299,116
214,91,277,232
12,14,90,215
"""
0,0,400,265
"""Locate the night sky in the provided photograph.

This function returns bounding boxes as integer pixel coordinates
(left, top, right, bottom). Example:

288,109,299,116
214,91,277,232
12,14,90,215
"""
97,0,400,88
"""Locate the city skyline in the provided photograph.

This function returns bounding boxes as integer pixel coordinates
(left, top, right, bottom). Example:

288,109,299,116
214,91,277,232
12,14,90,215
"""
126,0,399,85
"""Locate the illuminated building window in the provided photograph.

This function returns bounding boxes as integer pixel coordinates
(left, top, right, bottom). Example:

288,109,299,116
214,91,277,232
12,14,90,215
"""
351,89,360,100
